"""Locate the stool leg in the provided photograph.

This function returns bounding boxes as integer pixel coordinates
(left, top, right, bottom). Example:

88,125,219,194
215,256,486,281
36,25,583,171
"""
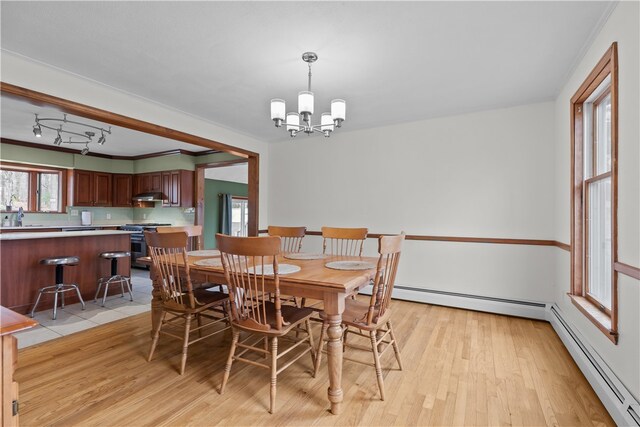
101,278,111,307
72,284,86,310
53,287,59,320
30,290,44,318
119,276,126,298
95,278,104,303
60,285,65,308
125,277,133,301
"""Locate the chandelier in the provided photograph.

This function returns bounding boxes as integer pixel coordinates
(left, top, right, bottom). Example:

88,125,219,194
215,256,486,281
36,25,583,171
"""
32,114,112,155
270,52,346,138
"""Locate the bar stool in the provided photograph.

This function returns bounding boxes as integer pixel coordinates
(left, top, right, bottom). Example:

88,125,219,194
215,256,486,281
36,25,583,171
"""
31,256,85,320
95,251,133,306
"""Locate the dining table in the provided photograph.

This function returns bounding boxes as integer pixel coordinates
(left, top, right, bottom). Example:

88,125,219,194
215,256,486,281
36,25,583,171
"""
141,251,379,415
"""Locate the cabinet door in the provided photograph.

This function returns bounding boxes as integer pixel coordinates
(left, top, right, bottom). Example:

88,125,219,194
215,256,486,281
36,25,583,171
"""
150,173,162,193
73,170,93,206
112,174,132,207
169,171,181,206
161,172,171,206
179,170,194,207
93,172,112,206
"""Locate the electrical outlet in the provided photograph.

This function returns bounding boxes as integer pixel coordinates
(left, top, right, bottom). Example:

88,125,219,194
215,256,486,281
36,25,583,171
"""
106,213,111,220
71,209,79,216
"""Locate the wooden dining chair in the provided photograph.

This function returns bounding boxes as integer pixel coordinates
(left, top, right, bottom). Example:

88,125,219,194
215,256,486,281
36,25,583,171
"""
216,233,316,414
313,232,405,401
267,225,306,254
321,226,368,256
145,231,230,375
157,225,203,251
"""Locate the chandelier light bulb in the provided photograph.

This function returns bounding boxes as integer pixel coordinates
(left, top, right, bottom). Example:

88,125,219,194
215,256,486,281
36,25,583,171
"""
321,113,334,137
331,99,346,127
286,112,300,137
270,99,286,127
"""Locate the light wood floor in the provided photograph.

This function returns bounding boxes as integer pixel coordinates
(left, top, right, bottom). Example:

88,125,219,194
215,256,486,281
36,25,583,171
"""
16,300,614,426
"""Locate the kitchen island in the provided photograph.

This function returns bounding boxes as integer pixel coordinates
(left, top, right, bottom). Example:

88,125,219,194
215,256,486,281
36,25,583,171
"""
0,230,134,314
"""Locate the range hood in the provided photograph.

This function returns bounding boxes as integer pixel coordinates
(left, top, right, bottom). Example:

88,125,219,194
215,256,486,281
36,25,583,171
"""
132,192,165,202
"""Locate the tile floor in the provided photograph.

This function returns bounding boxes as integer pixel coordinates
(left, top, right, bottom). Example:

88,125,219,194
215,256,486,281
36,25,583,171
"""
14,268,153,349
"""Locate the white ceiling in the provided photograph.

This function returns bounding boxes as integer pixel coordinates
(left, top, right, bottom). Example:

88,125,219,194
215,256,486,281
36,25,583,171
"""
204,163,248,185
0,96,210,156
1,1,614,147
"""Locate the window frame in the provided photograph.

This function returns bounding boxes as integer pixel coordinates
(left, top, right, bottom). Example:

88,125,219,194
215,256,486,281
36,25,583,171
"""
0,161,68,213
570,42,618,343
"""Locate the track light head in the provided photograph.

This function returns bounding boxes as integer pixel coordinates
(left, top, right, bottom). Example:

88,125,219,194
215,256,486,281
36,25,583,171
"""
33,125,42,137
80,145,90,155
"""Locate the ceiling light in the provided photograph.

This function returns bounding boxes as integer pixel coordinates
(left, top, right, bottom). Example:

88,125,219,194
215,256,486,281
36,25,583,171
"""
270,52,346,138
32,114,111,155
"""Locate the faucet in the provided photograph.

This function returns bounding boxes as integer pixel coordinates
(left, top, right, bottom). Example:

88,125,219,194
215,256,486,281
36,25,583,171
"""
17,207,24,227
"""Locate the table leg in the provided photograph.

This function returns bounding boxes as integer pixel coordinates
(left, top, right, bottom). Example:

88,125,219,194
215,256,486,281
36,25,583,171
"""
323,292,345,415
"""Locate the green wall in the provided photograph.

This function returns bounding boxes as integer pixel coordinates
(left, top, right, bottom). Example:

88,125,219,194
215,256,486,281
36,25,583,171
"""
204,179,248,249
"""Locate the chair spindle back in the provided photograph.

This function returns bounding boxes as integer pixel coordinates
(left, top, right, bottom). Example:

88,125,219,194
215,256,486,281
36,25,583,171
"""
145,231,195,309
321,226,368,257
216,234,283,332
268,226,306,254
366,233,405,325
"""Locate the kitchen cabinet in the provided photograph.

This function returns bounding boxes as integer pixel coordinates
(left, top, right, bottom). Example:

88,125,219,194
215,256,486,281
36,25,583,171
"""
133,172,162,194
162,170,193,207
112,174,133,207
72,170,112,207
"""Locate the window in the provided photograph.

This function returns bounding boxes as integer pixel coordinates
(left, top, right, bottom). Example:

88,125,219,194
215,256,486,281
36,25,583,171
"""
570,43,618,343
231,197,248,237
0,162,66,213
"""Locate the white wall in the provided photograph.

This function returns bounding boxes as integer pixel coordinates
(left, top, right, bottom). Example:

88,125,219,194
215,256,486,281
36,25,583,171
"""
0,52,270,229
553,2,639,401
269,102,557,302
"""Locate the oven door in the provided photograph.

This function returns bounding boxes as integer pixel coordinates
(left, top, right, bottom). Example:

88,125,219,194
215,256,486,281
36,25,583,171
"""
130,233,147,268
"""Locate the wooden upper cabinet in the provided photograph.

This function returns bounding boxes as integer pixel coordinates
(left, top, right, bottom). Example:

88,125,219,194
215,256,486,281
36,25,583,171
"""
112,174,133,207
150,173,162,193
73,169,94,206
161,170,193,207
72,170,112,206
93,172,112,206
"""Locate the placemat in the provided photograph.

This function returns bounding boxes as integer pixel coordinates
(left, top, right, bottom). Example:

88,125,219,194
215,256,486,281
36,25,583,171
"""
187,249,221,257
283,252,329,260
325,260,376,271
246,264,301,275
193,258,223,267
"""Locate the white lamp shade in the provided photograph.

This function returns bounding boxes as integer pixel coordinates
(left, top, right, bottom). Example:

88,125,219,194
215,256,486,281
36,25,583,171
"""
298,91,314,115
270,99,286,120
321,113,334,131
286,112,300,131
331,99,346,121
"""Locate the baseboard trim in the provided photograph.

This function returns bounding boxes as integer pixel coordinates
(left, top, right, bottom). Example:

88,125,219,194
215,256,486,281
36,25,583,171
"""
359,284,549,320
546,304,640,426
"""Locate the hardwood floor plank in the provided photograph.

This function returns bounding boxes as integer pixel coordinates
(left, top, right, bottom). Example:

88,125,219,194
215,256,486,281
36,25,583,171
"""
15,300,614,426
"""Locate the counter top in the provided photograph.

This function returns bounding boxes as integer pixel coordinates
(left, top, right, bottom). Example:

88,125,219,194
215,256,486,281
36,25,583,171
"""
0,224,125,230
1,306,38,336
0,230,135,240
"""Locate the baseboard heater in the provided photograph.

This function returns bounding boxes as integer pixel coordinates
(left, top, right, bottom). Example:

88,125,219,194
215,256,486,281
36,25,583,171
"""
548,305,640,426
359,284,549,320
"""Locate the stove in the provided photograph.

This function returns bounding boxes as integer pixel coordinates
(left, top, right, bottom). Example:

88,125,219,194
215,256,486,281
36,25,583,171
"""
120,223,172,268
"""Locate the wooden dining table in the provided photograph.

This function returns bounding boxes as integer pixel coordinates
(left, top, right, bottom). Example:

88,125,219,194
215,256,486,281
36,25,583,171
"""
141,252,379,415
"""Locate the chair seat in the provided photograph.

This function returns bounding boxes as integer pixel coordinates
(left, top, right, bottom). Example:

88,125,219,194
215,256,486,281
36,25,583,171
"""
192,288,229,306
40,256,79,266
321,298,391,331
232,301,314,335
100,251,131,259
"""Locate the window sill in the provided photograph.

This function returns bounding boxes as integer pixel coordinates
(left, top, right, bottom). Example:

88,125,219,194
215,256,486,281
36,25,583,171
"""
568,294,618,344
